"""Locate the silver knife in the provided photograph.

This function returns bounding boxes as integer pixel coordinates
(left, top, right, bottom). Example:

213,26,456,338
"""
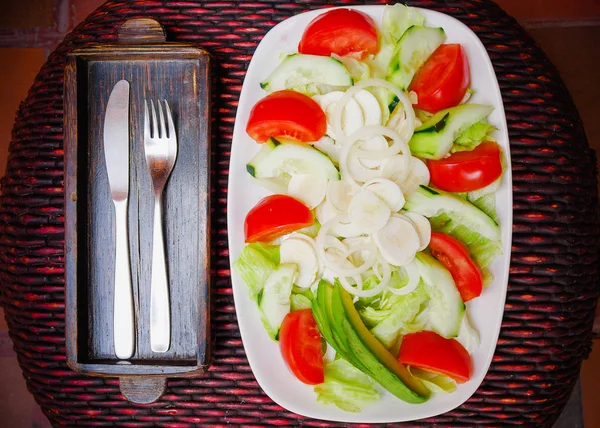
103,79,135,360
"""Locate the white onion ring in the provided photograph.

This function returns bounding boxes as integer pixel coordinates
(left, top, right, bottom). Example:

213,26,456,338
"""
340,126,410,189
388,260,420,295
339,271,387,298
349,125,410,161
316,215,377,277
332,78,416,145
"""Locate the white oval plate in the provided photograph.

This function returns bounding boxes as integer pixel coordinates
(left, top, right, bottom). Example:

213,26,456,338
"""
227,6,513,423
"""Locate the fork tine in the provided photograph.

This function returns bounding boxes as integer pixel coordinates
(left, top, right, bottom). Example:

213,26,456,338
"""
157,99,166,139
144,99,151,140
150,99,159,139
163,100,176,140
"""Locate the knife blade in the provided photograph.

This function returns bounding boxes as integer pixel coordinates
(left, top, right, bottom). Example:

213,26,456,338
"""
103,79,135,360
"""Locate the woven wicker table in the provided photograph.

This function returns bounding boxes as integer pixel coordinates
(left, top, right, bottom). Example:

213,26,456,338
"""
1,1,598,426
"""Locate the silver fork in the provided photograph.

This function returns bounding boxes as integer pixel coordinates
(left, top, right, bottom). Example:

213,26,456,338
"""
144,99,177,353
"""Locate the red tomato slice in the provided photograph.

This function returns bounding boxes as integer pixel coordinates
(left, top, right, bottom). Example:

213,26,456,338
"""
429,232,483,302
399,331,471,383
279,309,324,384
298,9,379,60
409,44,470,113
244,194,314,243
246,90,326,143
427,141,503,192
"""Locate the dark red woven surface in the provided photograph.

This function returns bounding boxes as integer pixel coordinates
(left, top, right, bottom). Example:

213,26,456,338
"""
0,0,599,426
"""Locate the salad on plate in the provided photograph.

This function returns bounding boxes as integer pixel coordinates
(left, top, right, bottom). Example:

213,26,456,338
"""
231,4,508,413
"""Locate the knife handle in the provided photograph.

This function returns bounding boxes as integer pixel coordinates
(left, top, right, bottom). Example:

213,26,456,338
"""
150,196,171,353
113,199,135,360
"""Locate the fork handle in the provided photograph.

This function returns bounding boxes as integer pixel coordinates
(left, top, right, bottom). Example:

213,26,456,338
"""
150,195,171,353
113,199,135,360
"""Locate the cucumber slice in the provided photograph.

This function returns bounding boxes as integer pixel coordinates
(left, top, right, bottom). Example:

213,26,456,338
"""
405,185,500,242
258,263,297,340
246,137,278,177
261,54,353,94
250,142,341,180
387,26,446,90
251,176,289,194
409,104,494,159
415,252,465,338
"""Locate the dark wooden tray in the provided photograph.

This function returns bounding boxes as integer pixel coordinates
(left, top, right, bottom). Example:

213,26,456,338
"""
63,19,211,403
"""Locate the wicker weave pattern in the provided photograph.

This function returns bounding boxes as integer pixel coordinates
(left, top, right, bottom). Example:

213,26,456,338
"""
0,0,598,426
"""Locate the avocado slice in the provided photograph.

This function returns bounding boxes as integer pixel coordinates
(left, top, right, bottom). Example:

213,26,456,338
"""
314,280,368,372
336,282,431,399
340,318,428,404
312,280,430,403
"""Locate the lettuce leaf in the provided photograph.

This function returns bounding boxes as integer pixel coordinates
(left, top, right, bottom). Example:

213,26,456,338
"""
452,121,496,152
315,358,380,413
382,3,425,44
332,54,371,83
366,4,424,81
360,282,429,349
365,43,396,79
456,310,480,353
429,214,501,270
232,243,280,301
290,294,312,311
468,192,498,223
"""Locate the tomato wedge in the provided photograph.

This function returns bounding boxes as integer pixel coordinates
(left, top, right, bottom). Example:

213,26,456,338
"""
279,309,324,384
428,141,503,192
409,44,470,113
246,90,327,143
298,9,379,60
399,331,471,383
429,232,483,302
244,194,314,243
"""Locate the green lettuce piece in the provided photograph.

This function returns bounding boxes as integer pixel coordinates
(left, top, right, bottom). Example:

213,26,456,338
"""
354,274,386,309
290,293,312,311
357,269,410,306
469,192,498,223
465,176,502,222
382,3,425,44
481,267,493,287
232,243,280,301
369,86,391,124
366,43,396,79
332,54,371,83
452,121,496,152
294,222,320,239
315,358,380,413
415,108,434,124
429,214,501,269
369,283,429,348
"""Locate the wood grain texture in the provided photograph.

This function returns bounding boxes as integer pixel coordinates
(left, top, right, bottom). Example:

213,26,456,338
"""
118,19,165,43
120,377,167,404
64,19,211,378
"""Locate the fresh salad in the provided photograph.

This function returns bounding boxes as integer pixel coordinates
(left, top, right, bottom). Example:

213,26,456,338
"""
233,4,505,412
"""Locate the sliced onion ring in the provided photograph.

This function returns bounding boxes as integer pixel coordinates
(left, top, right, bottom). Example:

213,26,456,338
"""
332,78,416,146
316,215,377,277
